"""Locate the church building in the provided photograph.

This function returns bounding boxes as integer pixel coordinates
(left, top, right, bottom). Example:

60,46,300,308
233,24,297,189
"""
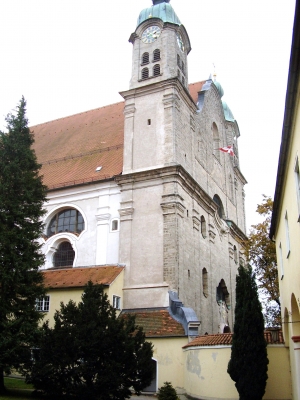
33,0,247,341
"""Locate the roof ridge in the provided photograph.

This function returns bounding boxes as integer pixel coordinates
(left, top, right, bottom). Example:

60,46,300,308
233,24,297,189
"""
30,101,125,128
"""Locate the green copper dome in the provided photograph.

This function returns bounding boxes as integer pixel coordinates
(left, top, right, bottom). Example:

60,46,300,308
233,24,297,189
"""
213,81,224,98
137,0,181,27
222,100,235,122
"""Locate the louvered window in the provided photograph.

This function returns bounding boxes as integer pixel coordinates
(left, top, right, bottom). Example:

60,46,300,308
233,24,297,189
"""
141,67,149,79
153,49,160,61
142,52,149,65
177,54,180,67
153,64,160,76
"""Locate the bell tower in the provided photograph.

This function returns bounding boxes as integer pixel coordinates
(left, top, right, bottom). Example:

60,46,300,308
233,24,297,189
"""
129,0,191,90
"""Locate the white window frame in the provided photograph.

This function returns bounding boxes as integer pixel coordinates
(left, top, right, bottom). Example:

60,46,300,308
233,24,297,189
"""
113,295,121,310
36,296,50,312
278,242,284,279
294,156,300,221
285,211,290,258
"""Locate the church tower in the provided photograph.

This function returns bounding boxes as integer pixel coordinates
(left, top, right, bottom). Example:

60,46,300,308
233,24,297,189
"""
118,0,247,335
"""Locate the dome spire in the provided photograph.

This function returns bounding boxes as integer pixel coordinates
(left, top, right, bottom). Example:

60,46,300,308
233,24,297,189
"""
152,0,170,4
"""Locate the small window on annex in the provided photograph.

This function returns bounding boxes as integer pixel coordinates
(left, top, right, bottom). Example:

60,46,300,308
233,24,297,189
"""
47,208,84,237
142,52,149,65
36,296,50,312
213,194,225,219
113,295,121,310
54,241,75,268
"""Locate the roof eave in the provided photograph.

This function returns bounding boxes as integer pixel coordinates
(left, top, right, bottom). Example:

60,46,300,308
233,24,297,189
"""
270,0,300,239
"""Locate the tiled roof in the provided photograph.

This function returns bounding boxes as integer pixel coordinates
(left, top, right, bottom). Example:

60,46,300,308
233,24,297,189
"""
42,266,124,289
31,82,205,190
121,309,186,337
183,331,285,348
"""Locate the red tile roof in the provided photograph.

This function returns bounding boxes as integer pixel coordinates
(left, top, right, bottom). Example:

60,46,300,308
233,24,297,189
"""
183,331,285,348
121,309,186,337
42,266,124,289
31,82,205,190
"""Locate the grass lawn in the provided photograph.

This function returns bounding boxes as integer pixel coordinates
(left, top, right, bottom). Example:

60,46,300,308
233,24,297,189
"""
1,377,43,400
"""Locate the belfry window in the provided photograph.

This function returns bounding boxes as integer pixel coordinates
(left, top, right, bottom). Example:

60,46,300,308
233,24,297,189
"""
142,67,149,80
47,208,84,237
54,241,75,268
153,49,160,62
142,52,149,65
153,64,160,76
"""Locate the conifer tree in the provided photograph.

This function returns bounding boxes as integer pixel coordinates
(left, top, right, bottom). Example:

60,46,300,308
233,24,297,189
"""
0,98,47,393
29,282,154,400
228,265,269,400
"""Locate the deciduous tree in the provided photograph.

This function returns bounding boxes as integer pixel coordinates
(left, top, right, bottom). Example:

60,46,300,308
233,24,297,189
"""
243,195,280,327
228,265,269,400
0,98,47,393
29,282,154,400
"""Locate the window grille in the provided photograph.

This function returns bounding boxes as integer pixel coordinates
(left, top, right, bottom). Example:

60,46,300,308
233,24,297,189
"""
54,241,75,268
142,52,149,65
142,67,149,79
153,49,160,61
153,64,160,76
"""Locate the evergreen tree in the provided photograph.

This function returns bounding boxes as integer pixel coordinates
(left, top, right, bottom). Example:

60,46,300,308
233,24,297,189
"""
243,195,280,327
29,282,154,400
0,98,47,392
228,265,269,400
157,382,179,400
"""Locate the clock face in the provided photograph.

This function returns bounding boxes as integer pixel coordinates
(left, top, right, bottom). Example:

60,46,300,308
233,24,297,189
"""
177,33,185,52
141,26,161,44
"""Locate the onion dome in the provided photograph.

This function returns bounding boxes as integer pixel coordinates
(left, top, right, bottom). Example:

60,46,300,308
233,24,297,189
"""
222,101,235,122
213,81,224,98
137,0,181,27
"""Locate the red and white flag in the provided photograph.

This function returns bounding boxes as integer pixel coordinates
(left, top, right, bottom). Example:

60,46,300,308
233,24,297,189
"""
219,145,234,156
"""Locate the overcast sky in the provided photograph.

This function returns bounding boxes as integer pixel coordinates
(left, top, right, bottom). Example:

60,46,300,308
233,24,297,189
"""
0,0,296,230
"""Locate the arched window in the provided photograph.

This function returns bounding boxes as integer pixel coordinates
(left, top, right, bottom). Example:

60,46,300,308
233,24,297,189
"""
202,268,208,297
54,241,75,268
153,49,160,62
142,52,149,65
200,215,206,238
141,67,149,80
233,245,238,263
216,279,230,308
212,122,220,160
213,194,225,219
153,64,160,76
47,208,84,237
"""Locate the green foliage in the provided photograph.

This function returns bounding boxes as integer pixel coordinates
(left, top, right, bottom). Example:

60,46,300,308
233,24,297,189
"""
228,265,269,400
243,195,280,327
0,98,47,392
28,282,154,400
157,382,179,400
